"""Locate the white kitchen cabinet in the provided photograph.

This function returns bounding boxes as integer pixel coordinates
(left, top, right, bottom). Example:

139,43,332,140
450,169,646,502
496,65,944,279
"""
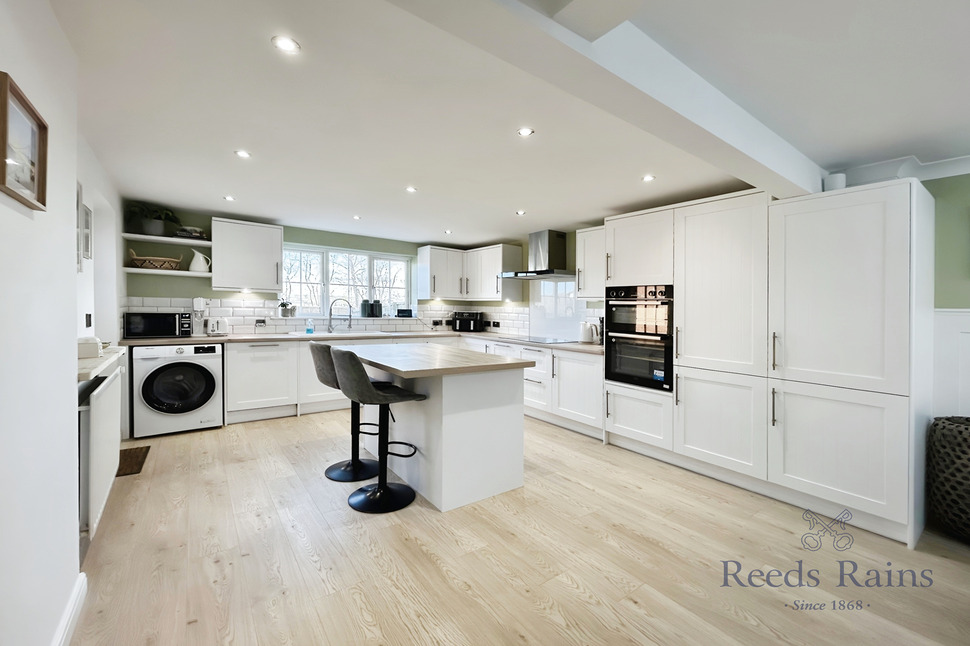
674,192,768,377
391,336,459,346
211,217,283,292
673,367,767,479
605,381,673,450
460,336,490,353
488,340,519,357
576,226,605,299
768,183,911,395
226,341,299,411
519,345,552,412
418,244,522,301
465,244,523,301
605,209,673,286
766,379,909,523
551,350,603,428
417,246,465,299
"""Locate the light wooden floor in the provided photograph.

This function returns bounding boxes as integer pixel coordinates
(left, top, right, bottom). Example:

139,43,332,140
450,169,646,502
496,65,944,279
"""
73,411,970,645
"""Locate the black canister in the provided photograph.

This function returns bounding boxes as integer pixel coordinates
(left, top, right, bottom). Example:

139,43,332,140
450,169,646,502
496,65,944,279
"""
360,300,371,317
371,300,382,318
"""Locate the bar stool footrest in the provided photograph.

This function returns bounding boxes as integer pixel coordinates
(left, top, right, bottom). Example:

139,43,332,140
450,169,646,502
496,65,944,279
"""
387,441,417,458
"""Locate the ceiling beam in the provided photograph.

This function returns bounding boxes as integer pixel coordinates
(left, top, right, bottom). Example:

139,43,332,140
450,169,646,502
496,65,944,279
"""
552,0,646,42
387,0,824,198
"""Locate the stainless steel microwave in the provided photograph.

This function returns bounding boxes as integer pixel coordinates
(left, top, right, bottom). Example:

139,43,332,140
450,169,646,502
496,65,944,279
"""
123,312,192,338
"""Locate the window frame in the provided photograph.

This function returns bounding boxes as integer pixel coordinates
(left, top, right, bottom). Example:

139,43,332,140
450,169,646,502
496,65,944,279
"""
282,242,412,317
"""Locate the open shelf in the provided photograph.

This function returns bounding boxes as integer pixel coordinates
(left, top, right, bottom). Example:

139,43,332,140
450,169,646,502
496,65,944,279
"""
124,267,212,277
122,232,212,247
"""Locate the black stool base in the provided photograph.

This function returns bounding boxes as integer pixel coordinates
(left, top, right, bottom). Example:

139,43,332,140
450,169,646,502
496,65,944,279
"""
348,482,416,514
325,459,379,482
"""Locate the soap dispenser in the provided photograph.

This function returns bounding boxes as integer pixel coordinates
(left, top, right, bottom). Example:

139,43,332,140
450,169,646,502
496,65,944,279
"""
305,318,315,334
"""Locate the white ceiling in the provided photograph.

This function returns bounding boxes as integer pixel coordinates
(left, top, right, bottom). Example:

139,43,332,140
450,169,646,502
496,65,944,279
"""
50,0,970,247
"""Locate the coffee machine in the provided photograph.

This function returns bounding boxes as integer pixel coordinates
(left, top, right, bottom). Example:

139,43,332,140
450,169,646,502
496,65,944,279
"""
192,297,207,336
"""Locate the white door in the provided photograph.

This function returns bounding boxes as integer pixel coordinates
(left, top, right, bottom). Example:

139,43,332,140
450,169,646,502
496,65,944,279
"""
576,227,606,299
551,351,604,427
673,367,768,479
605,209,674,286
226,342,299,411
674,193,767,376
767,379,909,523
464,248,484,299
211,218,283,291
605,381,673,450
768,183,911,395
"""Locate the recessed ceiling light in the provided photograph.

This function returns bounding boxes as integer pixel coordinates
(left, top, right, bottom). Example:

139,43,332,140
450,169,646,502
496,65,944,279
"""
515,210,526,216
352,215,361,220
223,195,236,201
271,35,301,54
642,174,656,182
406,186,417,193
517,127,535,137
234,150,251,159
445,229,452,234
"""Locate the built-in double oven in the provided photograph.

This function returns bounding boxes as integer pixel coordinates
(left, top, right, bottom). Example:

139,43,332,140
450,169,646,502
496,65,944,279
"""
604,285,673,392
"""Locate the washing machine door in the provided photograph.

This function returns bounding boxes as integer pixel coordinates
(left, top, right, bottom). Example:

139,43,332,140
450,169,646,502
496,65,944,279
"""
141,362,217,414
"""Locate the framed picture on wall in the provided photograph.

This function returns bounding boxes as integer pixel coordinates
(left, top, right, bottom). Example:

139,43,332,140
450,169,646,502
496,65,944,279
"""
0,72,48,211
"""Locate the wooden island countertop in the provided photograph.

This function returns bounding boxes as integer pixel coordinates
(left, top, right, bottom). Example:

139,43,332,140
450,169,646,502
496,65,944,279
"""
332,342,535,379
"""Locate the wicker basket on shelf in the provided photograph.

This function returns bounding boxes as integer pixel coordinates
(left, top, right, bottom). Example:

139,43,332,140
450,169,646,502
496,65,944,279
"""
128,248,182,270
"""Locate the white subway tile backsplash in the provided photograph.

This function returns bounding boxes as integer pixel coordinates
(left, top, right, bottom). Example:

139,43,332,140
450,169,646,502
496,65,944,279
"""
127,297,143,307
221,299,244,308
170,298,192,307
209,308,233,317
233,308,255,316
143,297,171,307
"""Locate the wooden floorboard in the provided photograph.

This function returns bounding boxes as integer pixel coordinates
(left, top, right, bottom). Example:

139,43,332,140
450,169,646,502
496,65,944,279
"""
73,412,970,645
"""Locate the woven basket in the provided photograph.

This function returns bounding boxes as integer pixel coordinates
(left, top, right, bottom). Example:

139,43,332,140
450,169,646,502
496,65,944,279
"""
927,417,970,542
128,248,182,270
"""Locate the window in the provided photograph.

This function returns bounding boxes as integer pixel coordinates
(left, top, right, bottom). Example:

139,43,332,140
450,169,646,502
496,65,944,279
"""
281,244,411,317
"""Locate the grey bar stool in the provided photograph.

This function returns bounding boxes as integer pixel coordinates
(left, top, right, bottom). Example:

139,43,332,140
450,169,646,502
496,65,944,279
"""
330,347,426,513
308,342,382,482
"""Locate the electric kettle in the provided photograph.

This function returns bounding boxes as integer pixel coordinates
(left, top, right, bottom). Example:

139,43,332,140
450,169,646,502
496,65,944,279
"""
579,322,600,344
189,249,212,272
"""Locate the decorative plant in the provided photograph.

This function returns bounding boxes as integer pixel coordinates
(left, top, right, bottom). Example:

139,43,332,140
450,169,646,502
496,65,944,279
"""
278,299,292,309
124,200,181,233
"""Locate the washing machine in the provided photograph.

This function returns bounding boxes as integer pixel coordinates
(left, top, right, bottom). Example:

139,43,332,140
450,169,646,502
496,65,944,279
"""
131,344,224,437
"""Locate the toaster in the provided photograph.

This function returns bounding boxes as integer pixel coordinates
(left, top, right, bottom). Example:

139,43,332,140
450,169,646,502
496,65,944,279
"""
206,317,230,336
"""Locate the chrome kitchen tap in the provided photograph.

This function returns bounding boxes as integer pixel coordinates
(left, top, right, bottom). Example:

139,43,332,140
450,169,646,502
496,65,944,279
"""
327,298,353,333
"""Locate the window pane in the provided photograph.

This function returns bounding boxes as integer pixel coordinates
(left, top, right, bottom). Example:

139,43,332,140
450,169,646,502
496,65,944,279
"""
303,252,322,283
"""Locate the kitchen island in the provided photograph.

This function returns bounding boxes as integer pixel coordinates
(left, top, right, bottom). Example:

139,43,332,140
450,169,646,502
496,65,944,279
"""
333,342,535,511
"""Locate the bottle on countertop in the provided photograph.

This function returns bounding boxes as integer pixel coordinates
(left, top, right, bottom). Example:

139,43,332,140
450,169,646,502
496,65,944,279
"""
306,318,315,334
371,300,382,318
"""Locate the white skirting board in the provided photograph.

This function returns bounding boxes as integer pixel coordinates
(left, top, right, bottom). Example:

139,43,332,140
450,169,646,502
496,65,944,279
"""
51,573,86,646
934,309,970,416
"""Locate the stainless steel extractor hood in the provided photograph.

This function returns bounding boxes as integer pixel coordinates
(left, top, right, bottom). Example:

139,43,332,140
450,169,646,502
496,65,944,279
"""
500,230,575,280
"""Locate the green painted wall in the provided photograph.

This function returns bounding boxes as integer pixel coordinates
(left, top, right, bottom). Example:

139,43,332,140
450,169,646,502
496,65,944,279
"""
284,225,419,256
925,175,970,308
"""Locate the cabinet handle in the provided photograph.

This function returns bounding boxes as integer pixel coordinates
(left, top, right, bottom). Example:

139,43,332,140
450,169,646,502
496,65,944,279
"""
521,347,545,353
605,390,610,418
248,343,280,347
771,387,777,426
432,275,436,293
551,355,556,378
494,343,511,349
524,377,543,384
485,344,490,353
675,374,680,406
276,262,281,285
675,327,680,359
771,332,778,371
459,277,463,294
466,277,470,294
496,275,500,294
606,253,612,280
577,267,582,290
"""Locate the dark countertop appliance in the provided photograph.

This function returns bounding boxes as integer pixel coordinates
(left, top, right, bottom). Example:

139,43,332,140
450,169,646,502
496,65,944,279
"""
452,311,485,332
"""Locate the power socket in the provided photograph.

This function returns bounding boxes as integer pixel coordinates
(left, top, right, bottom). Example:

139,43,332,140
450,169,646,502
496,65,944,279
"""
432,319,443,326
255,319,267,327
492,321,500,328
